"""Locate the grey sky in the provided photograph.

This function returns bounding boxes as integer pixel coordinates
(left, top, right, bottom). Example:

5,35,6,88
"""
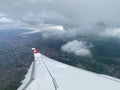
1,0,120,57
0,0,120,28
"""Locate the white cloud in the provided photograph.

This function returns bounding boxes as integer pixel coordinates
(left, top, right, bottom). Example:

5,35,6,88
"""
40,25,86,39
100,28,120,38
42,29,65,39
41,25,66,39
61,40,92,57
21,23,120,40
0,17,14,24
21,24,65,35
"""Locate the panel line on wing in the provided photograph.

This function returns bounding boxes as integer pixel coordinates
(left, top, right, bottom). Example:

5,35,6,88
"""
41,57,58,90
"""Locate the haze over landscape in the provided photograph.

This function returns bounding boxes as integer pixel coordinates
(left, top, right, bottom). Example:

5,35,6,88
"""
0,0,120,90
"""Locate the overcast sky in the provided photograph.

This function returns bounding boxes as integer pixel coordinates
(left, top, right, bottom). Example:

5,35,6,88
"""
0,0,120,28
0,0,120,56
0,0,120,39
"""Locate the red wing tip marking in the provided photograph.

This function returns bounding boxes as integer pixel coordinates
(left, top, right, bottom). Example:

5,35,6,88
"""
32,48,39,53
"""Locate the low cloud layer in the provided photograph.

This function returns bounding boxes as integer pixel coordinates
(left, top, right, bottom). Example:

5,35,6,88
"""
99,28,120,38
0,17,14,24
0,13,14,24
22,24,120,39
0,0,120,40
61,40,92,57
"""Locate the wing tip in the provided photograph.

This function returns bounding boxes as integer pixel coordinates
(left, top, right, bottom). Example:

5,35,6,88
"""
32,48,36,50
32,48,39,53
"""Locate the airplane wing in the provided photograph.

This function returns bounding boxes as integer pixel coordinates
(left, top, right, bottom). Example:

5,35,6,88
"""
17,48,120,90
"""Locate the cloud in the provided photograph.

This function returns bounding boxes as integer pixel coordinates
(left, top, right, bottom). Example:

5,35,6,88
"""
0,12,27,29
0,0,120,40
99,28,120,38
21,24,65,35
41,29,65,39
0,0,120,28
40,25,88,39
61,40,92,57
21,10,70,26
0,12,14,24
0,17,14,24
22,23,120,40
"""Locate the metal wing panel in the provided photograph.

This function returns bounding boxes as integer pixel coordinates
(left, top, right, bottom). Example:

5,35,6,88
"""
18,48,120,90
41,55,120,90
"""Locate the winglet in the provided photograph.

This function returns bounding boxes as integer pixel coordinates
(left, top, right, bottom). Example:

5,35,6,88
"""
32,48,41,61
32,48,39,54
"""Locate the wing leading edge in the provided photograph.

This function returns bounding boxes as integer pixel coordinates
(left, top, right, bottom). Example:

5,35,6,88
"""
17,48,120,90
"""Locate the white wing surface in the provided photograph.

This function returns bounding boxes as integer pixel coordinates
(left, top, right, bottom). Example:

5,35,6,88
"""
17,48,120,90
